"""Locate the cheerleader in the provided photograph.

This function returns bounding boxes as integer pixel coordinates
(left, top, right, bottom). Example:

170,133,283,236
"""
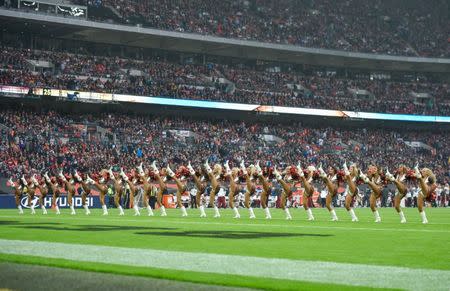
136,163,154,216
91,170,109,215
150,161,168,216
120,168,141,216
255,162,272,219
414,164,437,224
32,174,48,215
108,167,125,216
342,162,360,222
8,177,24,214
58,171,76,215
297,162,316,221
273,166,293,220
224,161,241,219
167,165,189,217
43,172,61,215
21,175,37,215
385,166,411,223
204,159,222,218
187,161,207,217
74,171,91,215
318,165,342,221
359,165,384,223
241,160,257,219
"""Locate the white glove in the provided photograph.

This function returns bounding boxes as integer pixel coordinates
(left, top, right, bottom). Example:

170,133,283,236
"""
151,161,159,175
297,161,304,177
204,159,212,174
318,164,326,178
43,172,51,183
120,168,128,181
58,171,67,182
31,174,39,186
74,171,82,182
359,170,369,183
86,175,95,185
224,160,230,170
255,161,262,176
273,167,282,180
343,161,350,176
385,169,395,182
21,175,28,186
187,161,195,176
108,167,115,180
137,163,144,176
414,163,422,178
167,165,175,178
240,160,247,175
8,178,14,187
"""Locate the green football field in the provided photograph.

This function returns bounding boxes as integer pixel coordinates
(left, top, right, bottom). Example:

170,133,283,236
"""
0,207,449,290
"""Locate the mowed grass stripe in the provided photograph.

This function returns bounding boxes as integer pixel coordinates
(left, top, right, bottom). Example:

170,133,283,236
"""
0,213,448,234
0,239,449,291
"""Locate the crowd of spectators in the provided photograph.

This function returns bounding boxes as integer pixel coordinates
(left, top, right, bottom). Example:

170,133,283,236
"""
1,108,448,185
4,0,448,57
1,47,449,116
82,0,450,58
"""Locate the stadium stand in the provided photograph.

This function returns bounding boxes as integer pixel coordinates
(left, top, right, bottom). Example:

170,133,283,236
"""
83,0,448,57
0,47,448,115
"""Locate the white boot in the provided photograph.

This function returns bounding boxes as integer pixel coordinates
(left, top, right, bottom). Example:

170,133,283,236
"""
306,208,315,221
213,206,221,218
118,205,124,216
147,205,154,216
181,206,188,217
399,210,406,223
264,207,272,219
420,211,428,224
133,205,141,216
83,205,91,215
330,209,338,221
348,208,358,222
102,205,108,215
248,207,255,219
160,205,167,216
373,210,381,223
55,205,60,215
233,207,240,218
18,205,23,214
284,208,292,220
41,205,47,215
199,205,206,217
30,205,36,215
70,205,76,215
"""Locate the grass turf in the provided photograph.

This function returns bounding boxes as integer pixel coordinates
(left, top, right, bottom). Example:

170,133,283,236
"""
0,207,448,290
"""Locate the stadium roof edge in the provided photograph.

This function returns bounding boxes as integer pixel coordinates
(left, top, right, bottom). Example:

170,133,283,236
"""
1,8,450,73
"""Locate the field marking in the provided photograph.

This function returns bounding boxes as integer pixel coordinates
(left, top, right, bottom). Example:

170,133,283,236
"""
0,239,449,291
0,214,449,234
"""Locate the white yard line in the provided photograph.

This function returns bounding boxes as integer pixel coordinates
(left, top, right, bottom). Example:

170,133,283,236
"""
0,214,448,234
0,239,449,291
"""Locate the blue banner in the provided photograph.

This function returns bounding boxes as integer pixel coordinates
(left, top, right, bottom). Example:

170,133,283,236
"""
0,194,106,209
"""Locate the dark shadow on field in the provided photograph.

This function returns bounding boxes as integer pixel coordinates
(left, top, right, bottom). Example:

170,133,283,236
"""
134,230,332,239
0,221,176,232
1,220,333,239
0,220,62,225
0,220,19,225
